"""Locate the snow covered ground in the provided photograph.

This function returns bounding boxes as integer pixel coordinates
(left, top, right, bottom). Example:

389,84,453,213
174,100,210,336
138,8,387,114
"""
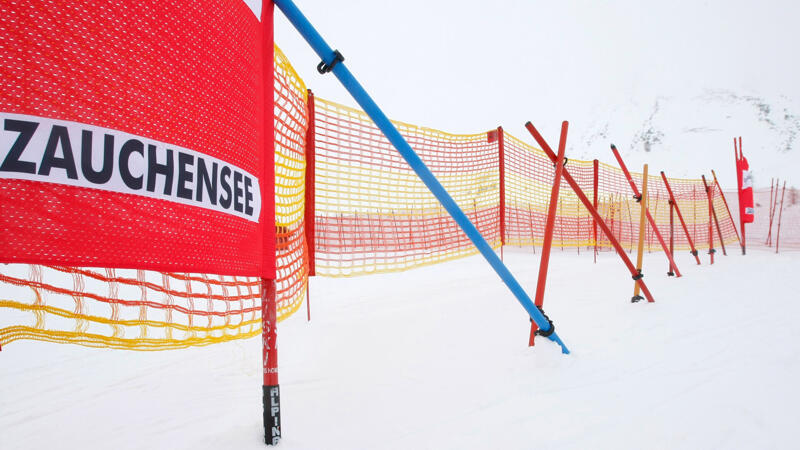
2,247,799,449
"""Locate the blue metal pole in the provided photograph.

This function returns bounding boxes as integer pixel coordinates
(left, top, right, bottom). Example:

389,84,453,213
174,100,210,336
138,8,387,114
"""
273,0,568,354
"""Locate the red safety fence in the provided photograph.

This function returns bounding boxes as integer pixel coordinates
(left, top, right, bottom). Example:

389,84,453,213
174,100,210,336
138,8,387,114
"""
726,187,800,251
3,35,783,352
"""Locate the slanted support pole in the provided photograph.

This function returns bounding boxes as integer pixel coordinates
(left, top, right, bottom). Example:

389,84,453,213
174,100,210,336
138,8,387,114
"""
526,122,655,303
610,145,682,277
701,175,716,264
274,0,568,353
702,175,727,256
776,181,787,253
661,171,701,264
529,121,568,346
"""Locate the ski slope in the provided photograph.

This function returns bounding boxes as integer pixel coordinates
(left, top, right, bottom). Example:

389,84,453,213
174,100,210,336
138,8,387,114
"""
2,247,799,449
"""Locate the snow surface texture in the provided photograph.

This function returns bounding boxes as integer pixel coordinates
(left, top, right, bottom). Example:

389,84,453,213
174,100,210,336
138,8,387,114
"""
2,248,799,449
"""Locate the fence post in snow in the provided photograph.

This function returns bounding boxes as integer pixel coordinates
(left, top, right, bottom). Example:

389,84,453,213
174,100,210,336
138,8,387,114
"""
776,181,787,253
610,145,681,277
305,89,317,321
632,164,649,302
526,122,655,303
660,171,701,265
529,121,568,347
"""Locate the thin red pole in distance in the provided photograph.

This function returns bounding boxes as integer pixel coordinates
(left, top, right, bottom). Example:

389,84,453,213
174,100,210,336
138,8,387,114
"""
767,178,779,247
711,169,741,249
668,195,675,275
305,89,317,321
529,121,568,347
661,171,701,264
526,122,655,303
593,159,599,263
702,175,716,264
610,145,682,277
702,175,728,256
776,181,787,253
498,126,506,261
703,175,727,256
766,178,775,245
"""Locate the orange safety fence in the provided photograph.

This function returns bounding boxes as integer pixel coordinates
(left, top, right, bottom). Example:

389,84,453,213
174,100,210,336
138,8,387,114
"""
2,44,767,352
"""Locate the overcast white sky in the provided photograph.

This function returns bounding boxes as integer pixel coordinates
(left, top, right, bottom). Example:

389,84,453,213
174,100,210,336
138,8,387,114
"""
273,0,800,162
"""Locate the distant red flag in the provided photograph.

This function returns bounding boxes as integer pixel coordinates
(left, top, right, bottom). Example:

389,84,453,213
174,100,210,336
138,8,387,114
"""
738,152,755,224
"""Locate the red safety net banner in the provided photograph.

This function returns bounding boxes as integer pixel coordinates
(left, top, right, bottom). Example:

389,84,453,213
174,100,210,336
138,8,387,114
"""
0,0,273,277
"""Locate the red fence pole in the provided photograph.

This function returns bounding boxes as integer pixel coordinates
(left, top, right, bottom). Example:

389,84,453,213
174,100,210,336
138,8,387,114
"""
766,178,775,244
668,195,675,275
610,145,682,277
776,181,787,253
304,89,317,321
701,175,716,264
593,159,599,263
703,175,727,256
767,178,779,247
526,122,655,303
529,121,568,346
661,171,701,264
262,278,280,445
711,169,741,250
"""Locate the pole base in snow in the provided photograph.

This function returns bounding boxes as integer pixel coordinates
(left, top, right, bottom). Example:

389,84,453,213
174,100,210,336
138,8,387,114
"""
264,385,281,445
667,271,675,277
631,295,645,303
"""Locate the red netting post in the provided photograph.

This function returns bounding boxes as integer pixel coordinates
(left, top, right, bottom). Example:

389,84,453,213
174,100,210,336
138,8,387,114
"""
261,3,280,445
593,159,599,263
766,177,775,245
305,89,316,321
702,175,716,264
610,145,682,277
668,193,675,275
262,278,280,445
526,122,655,302
767,178,779,247
703,175,726,256
776,181,787,253
661,171,701,264
711,169,740,250
529,121,568,346
498,126,506,261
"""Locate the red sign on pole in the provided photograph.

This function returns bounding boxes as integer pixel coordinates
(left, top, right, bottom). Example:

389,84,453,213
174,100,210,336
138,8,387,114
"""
0,0,275,277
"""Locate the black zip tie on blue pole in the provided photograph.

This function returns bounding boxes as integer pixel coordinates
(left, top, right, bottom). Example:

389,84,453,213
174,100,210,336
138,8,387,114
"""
316,50,344,74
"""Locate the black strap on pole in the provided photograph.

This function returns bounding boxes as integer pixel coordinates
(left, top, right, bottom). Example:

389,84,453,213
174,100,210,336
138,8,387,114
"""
316,50,345,74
